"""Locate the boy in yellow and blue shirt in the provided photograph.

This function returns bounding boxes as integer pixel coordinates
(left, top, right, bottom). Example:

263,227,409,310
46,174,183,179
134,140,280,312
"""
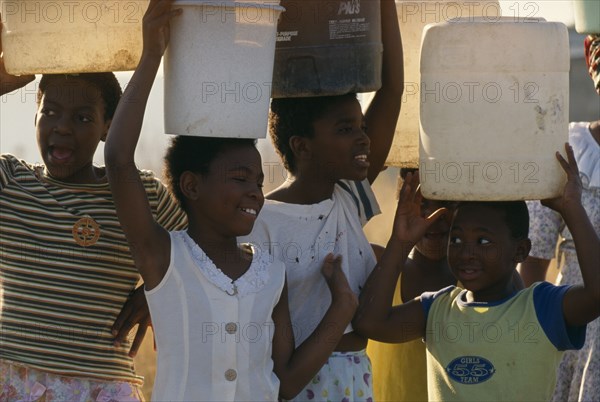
353,145,598,401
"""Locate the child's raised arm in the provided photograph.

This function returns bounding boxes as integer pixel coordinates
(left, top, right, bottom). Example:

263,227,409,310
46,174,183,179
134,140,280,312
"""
364,0,404,183
546,144,600,326
105,0,181,290
353,173,446,342
271,255,358,399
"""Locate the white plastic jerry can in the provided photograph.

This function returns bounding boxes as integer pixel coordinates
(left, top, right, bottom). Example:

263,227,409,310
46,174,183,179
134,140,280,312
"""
419,17,569,201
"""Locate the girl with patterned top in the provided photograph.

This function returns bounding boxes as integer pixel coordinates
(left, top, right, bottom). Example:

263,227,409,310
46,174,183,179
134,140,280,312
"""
104,1,357,400
0,17,187,402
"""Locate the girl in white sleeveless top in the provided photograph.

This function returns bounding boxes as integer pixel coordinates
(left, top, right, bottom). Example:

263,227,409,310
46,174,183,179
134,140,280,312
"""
104,1,358,400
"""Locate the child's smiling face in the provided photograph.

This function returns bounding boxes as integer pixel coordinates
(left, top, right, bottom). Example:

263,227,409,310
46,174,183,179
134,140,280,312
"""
448,204,529,300
36,77,109,183
195,145,265,237
308,96,370,181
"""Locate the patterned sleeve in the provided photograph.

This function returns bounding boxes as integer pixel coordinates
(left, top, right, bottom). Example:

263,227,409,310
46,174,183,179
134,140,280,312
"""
0,154,20,191
143,172,188,231
0,155,12,191
526,200,562,260
337,178,382,226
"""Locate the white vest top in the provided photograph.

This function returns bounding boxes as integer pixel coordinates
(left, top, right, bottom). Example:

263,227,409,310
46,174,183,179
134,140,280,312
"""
241,180,379,346
146,231,285,401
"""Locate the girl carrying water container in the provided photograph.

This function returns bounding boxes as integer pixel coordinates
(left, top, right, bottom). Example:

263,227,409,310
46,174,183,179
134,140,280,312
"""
240,0,404,400
104,1,357,400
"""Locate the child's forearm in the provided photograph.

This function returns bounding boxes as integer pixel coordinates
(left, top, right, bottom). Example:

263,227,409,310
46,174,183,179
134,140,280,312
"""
103,0,175,291
352,238,413,339
277,294,357,399
105,54,161,165
379,0,404,95
103,51,169,284
365,0,404,183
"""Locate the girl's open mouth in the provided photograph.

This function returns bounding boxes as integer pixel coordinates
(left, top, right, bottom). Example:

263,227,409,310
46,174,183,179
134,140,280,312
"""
49,146,74,163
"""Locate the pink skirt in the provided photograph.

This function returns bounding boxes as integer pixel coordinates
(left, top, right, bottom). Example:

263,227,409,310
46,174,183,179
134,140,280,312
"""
0,360,143,402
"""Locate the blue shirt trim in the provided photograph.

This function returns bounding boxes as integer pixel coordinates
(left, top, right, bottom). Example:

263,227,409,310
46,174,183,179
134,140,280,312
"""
336,180,362,219
353,180,375,220
421,285,455,320
533,281,587,351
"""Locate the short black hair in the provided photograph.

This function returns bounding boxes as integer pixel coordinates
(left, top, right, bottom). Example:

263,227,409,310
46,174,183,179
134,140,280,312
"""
399,167,418,179
37,73,122,121
268,93,357,173
163,136,257,209
456,201,530,239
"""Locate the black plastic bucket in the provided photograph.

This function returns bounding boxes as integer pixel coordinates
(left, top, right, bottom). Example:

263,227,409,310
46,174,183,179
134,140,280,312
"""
272,0,382,98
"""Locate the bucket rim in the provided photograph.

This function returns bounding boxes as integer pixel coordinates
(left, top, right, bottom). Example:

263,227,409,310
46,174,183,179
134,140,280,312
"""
173,0,284,10
441,16,549,24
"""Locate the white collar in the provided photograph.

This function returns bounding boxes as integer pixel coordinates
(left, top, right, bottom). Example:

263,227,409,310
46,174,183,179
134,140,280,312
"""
180,231,270,297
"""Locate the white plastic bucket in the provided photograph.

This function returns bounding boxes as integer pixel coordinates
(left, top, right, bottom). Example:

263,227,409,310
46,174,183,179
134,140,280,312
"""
164,1,283,138
419,17,569,201
0,0,148,74
573,0,600,34
385,0,501,168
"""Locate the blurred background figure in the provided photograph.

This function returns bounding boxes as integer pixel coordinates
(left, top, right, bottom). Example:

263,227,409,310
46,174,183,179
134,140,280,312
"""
520,33,600,402
367,169,457,402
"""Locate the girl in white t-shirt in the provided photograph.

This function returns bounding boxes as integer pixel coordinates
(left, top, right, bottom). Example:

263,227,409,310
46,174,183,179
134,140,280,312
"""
241,0,403,399
104,1,357,401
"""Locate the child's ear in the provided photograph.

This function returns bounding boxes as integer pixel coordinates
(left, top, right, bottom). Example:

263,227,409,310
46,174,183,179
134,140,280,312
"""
289,135,312,162
514,238,532,263
180,171,202,201
101,119,112,142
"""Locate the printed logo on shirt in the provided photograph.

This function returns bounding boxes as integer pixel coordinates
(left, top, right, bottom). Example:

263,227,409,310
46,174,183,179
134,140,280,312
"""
72,217,101,247
446,356,495,385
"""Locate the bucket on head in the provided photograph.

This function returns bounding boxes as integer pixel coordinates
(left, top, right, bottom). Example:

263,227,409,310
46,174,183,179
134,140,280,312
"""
419,17,569,201
271,0,382,98
385,0,501,168
0,0,148,74
164,1,283,138
573,0,600,34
